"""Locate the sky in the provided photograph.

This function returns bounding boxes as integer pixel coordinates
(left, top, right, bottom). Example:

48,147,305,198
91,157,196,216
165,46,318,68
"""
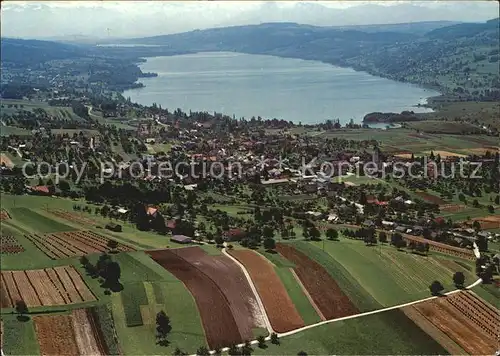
1,1,498,39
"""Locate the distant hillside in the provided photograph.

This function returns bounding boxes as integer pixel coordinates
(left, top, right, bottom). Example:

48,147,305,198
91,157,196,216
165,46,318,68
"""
112,18,499,101
0,38,88,66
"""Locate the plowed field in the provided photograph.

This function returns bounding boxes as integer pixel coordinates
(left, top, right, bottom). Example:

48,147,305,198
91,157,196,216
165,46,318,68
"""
228,249,304,332
25,230,134,259
34,315,79,356
0,209,10,221
147,249,241,349
0,266,95,308
409,291,499,355
47,209,97,226
276,243,358,319
416,191,446,205
175,247,265,340
468,215,500,230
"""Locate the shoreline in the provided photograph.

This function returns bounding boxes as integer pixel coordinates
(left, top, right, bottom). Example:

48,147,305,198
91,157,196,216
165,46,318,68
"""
123,52,441,126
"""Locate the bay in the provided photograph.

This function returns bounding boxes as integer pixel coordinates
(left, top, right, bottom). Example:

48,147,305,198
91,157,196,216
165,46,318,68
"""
124,52,439,124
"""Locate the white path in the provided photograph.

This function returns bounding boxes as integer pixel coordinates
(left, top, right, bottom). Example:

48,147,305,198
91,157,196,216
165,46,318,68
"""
222,247,275,334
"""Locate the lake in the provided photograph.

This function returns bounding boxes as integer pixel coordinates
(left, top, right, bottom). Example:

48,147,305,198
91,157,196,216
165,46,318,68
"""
124,52,439,124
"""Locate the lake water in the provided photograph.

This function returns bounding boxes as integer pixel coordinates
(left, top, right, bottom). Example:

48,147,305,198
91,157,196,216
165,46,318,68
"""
124,52,439,124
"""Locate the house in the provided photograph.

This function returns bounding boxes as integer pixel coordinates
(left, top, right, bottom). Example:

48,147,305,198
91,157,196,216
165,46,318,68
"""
146,206,159,218
170,235,192,244
30,185,54,196
395,226,407,233
106,222,122,232
363,220,375,228
382,220,395,228
327,213,339,222
165,219,177,230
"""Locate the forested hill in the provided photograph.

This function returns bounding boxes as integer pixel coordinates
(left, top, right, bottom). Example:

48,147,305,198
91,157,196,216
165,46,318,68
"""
0,38,89,67
113,18,500,101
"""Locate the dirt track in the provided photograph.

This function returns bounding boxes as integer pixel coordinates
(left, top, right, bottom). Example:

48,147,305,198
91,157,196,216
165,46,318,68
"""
147,249,242,349
229,249,304,332
276,243,358,319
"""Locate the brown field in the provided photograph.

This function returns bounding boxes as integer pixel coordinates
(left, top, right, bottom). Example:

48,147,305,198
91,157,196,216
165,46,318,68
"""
461,146,499,155
228,249,305,332
0,153,14,168
440,204,466,213
423,150,467,158
401,305,465,355
147,249,241,349
0,266,96,308
47,209,97,226
276,243,358,319
24,230,134,259
0,209,10,221
0,235,24,254
174,247,264,340
415,191,447,205
34,315,80,356
71,309,108,355
467,215,500,230
408,291,499,355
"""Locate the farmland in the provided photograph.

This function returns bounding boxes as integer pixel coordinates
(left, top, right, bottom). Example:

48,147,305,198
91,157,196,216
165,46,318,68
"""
467,215,500,230
32,309,110,356
0,234,24,254
276,243,359,320
0,266,96,308
24,230,134,259
304,239,475,306
407,291,499,355
174,247,265,339
7,207,74,233
228,249,305,332
147,248,241,349
47,208,98,227
253,309,448,355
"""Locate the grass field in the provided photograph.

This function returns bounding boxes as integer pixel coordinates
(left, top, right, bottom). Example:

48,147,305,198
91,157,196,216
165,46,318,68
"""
1,315,41,355
110,251,207,354
288,239,474,309
7,207,75,233
252,309,448,355
273,267,322,325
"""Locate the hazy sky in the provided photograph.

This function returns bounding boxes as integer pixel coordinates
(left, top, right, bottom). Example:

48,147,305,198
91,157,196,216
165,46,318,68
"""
1,1,498,39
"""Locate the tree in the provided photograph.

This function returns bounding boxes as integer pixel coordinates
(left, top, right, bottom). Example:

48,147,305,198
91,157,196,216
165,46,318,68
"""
297,352,308,356
270,332,279,345
263,237,276,251
452,271,465,288
241,340,253,356
228,344,241,356
173,347,187,356
326,228,338,241
79,255,89,267
15,300,29,321
196,346,210,356
107,239,119,252
308,226,321,241
215,235,224,246
429,280,444,296
472,220,481,231
378,231,387,243
156,311,172,345
257,335,266,349
487,205,495,213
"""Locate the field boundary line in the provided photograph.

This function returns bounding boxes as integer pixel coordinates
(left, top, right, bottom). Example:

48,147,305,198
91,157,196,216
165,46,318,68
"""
289,268,326,321
222,248,274,334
